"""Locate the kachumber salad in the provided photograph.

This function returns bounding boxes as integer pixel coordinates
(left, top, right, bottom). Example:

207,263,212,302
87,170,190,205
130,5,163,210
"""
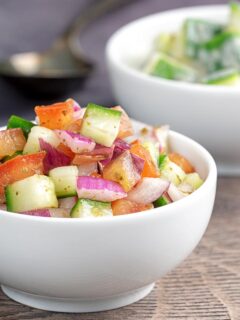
0,99,203,218
144,2,240,86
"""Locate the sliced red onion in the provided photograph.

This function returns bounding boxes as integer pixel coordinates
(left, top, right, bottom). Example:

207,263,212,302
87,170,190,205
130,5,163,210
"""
22,209,51,217
131,154,145,175
55,130,95,153
39,138,71,174
167,183,187,202
114,139,130,151
90,144,115,157
78,162,98,176
59,197,78,209
100,139,129,166
67,98,84,120
49,208,70,218
127,178,169,204
22,208,70,218
153,125,169,153
77,176,127,202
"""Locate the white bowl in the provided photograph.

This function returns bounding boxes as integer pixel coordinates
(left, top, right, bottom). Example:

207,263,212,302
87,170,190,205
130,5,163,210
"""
106,5,240,176
0,120,217,313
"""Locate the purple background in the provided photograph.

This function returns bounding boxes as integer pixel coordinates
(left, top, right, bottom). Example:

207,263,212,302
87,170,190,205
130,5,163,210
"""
0,0,225,125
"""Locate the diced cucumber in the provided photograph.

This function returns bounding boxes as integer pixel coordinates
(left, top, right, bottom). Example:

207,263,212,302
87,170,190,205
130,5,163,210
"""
142,141,159,169
80,103,122,147
153,193,171,207
182,172,203,190
155,33,174,54
199,32,240,72
7,115,35,138
228,2,240,32
145,53,196,82
70,199,112,218
49,166,78,198
183,18,222,58
202,68,240,85
160,157,186,186
5,174,58,212
23,126,60,154
158,153,168,170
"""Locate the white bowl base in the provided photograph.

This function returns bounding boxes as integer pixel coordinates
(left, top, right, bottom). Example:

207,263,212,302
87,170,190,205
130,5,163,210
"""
1,283,155,313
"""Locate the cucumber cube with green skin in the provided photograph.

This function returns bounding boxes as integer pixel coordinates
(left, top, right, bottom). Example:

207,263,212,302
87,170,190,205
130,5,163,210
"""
160,157,186,186
199,32,240,72
23,126,60,154
158,153,167,170
183,18,223,59
228,2,240,32
142,141,159,169
71,199,112,218
183,173,203,190
153,194,171,208
49,166,78,198
202,68,240,86
155,33,184,58
145,53,196,82
80,103,122,147
7,115,35,138
5,174,58,213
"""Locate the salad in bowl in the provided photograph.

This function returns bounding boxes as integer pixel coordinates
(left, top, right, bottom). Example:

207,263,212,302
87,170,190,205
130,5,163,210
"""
144,2,240,86
0,99,203,218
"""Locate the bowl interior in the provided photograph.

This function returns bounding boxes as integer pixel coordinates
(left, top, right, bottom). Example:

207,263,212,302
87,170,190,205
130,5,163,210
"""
107,5,227,72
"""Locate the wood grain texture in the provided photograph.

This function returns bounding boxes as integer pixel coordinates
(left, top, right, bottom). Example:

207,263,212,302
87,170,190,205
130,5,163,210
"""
0,177,239,320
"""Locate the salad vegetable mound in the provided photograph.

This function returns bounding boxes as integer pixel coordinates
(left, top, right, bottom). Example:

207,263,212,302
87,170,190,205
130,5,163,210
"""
0,99,203,218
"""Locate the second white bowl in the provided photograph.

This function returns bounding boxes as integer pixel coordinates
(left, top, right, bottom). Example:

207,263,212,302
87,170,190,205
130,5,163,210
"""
106,5,240,175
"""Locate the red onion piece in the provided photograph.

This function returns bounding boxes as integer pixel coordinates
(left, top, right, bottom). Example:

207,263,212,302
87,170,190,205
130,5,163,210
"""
167,183,187,202
55,130,95,153
77,176,127,202
131,154,145,175
22,208,70,218
39,139,71,174
127,178,169,204
59,197,78,209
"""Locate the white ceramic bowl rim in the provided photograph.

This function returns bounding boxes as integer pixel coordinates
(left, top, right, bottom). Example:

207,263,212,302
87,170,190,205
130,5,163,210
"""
0,129,217,224
106,4,240,94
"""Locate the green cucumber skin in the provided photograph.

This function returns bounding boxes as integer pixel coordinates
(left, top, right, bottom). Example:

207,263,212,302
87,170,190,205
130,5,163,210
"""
153,195,170,208
7,115,35,138
80,103,122,147
5,186,14,212
49,166,78,198
184,18,223,58
71,199,112,218
5,174,58,213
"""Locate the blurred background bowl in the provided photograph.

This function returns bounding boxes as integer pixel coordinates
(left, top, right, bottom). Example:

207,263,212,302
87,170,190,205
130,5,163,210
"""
106,5,240,176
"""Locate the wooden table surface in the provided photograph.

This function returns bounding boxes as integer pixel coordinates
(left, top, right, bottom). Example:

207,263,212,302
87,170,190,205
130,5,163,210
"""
0,177,239,320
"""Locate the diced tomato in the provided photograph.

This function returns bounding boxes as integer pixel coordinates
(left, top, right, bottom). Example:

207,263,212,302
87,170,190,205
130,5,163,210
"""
112,106,134,139
0,152,46,201
130,141,160,178
103,150,140,192
112,199,153,216
65,119,82,132
0,128,26,159
35,100,74,130
72,154,105,165
56,143,75,160
169,153,195,173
